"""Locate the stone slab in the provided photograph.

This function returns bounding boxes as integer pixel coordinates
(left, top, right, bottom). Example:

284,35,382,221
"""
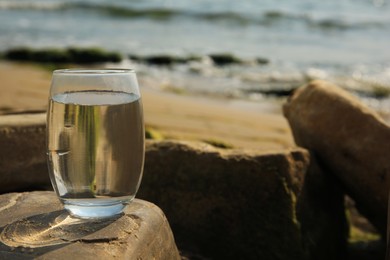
139,140,312,259
297,155,349,260
0,191,180,260
0,114,48,193
283,80,390,236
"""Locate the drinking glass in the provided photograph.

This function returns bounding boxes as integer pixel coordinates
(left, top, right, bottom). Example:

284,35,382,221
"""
46,69,145,218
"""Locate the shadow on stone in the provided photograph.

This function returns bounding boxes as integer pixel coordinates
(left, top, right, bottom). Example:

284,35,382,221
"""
0,192,180,259
0,210,120,248
0,210,120,258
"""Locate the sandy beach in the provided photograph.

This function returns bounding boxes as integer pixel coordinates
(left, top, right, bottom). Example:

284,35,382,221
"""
0,61,295,150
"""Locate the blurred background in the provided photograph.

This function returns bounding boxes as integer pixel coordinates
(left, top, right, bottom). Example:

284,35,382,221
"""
0,0,390,111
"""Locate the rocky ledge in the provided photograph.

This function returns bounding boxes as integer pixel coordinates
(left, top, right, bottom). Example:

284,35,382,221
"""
0,112,346,259
0,80,388,259
0,192,180,260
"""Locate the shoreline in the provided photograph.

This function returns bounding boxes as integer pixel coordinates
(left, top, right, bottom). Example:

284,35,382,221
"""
0,61,295,150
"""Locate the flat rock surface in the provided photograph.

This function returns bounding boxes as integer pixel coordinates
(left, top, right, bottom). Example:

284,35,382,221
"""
0,191,180,260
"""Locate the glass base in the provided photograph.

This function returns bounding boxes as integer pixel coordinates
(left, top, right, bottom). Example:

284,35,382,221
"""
62,197,133,219
64,204,125,219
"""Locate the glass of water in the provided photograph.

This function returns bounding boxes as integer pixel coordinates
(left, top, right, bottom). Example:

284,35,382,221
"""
46,69,145,218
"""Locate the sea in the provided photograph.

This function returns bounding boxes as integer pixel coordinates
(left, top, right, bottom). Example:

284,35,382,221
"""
1,0,390,111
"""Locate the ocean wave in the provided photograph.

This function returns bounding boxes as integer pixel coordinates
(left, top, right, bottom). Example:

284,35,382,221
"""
0,1,64,10
262,10,384,30
0,1,386,30
309,18,384,30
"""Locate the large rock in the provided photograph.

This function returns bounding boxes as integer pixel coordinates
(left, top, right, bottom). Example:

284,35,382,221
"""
0,191,180,260
297,155,349,260
283,80,390,237
0,112,350,259
0,113,48,193
139,140,311,259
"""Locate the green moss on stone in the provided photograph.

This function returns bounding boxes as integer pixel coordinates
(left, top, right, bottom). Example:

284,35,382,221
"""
145,127,164,140
4,47,34,61
209,53,242,66
371,85,390,98
202,138,233,149
349,226,380,243
67,47,122,63
2,47,122,64
128,54,202,66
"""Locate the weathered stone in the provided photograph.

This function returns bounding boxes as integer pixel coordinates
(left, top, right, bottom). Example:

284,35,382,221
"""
283,80,390,237
0,191,180,260
0,113,48,193
138,140,310,259
297,155,349,260
348,240,385,260
0,112,351,259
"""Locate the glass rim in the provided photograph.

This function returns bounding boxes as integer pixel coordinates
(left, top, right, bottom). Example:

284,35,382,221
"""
53,68,135,75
